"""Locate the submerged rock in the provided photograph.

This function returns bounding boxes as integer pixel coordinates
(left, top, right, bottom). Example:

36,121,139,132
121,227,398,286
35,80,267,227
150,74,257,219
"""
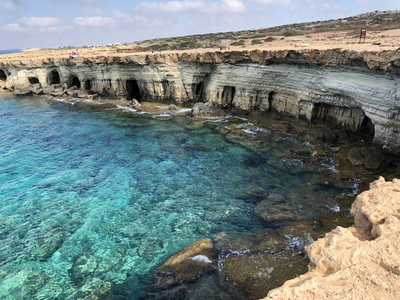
221,251,309,300
255,194,298,223
225,228,288,253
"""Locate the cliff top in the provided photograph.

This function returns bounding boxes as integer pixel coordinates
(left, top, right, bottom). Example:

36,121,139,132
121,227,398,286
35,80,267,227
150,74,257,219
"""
1,10,400,65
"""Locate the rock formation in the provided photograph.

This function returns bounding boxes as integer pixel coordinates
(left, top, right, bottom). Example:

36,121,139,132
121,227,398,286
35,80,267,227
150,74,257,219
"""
264,177,400,300
1,49,400,153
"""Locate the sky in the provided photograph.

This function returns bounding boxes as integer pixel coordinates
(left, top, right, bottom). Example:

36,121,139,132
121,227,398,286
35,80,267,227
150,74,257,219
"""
0,0,399,49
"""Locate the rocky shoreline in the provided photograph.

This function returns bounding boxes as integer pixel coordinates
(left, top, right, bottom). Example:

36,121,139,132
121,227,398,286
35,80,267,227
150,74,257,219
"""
1,47,400,299
1,48,400,154
264,177,400,300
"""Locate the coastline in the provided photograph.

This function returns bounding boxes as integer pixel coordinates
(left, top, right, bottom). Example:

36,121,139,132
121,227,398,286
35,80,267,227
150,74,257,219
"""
1,39,400,298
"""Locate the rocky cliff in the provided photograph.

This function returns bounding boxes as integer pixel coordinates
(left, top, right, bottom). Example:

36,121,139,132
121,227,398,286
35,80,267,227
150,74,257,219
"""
264,177,400,300
1,49,400,153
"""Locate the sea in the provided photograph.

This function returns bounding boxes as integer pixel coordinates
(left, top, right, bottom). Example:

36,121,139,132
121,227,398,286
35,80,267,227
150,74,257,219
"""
0,49,21,55
0,95,358,299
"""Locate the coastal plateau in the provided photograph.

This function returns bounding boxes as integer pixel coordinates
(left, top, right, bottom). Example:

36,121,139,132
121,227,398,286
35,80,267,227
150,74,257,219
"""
1,48,400,153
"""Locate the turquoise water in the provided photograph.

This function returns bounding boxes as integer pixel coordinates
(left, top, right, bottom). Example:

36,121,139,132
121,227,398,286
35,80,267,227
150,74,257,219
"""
0,95,356,299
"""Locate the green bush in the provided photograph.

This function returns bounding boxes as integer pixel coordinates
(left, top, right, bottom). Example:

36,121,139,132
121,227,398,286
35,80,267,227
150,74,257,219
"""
264,37,276,42
251,39,263,45
231,39,245,46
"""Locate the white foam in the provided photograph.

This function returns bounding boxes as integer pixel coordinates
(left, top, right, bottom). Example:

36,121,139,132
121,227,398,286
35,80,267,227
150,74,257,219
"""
115,105,136,112
190,255,212,264
176,108,192,113
242,129,257,135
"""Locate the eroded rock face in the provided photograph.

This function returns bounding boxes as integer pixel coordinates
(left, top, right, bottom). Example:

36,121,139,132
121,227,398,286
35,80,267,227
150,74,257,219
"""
264,177,400,300
1,49,400,153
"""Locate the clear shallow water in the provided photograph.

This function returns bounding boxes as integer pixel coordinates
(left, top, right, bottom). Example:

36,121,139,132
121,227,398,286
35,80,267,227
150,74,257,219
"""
0,95,357,299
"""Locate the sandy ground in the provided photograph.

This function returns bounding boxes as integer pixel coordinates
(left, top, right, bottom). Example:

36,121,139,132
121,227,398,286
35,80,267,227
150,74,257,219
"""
1,28,400,63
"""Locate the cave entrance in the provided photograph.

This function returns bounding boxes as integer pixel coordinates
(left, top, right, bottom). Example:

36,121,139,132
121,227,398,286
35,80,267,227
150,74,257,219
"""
221,86,236,106
28,77,40,84
0,70,6,81
48,70,61,85
126,80,141,101
72,76,81,89
195,82,205,101
84,80,92,91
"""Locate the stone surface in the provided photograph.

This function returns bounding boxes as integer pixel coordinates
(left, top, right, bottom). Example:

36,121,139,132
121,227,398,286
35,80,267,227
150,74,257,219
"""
255,194,299,222
264,177,400,300
154,238,215,289
192,102,225,118
222,251,308,300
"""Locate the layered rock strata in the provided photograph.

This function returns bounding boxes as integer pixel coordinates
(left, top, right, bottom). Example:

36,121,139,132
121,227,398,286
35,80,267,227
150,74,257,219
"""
264,177,400,300
1,49,400,153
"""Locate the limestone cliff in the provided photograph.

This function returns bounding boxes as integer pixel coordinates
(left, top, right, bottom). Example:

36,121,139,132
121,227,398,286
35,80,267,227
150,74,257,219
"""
264,177,400,300
1,49,400,153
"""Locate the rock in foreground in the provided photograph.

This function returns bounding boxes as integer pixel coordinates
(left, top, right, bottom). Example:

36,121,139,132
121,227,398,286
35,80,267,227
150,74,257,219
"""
264,177,400,300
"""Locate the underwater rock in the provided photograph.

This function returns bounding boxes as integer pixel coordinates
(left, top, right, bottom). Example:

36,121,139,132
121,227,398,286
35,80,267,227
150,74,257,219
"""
348,146,387,171
68,254,99,287
221,251,309,300
225,228,288,253
255,194,298,223
154,238,215,289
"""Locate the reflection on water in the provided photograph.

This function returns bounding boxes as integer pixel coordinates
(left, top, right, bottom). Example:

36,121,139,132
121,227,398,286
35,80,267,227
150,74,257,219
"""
0,95,358,299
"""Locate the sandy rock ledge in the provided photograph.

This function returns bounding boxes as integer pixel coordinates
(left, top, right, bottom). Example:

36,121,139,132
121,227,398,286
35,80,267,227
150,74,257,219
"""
264,177,400,300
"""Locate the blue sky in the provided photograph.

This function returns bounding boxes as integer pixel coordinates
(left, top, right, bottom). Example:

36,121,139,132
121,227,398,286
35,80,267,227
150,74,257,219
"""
0,0,399,49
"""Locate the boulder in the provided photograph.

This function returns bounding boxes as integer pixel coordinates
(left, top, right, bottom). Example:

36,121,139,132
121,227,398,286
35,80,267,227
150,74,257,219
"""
348,146,387,170
192,102,224,118
154,238,215,289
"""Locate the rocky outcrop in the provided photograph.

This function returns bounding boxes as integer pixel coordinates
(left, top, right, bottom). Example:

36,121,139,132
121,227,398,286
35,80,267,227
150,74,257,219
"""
264,177,400,300
1,49,400,153
153,238,215,291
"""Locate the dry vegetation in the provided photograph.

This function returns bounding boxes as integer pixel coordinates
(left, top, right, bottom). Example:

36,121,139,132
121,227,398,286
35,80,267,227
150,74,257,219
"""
1,10,400,61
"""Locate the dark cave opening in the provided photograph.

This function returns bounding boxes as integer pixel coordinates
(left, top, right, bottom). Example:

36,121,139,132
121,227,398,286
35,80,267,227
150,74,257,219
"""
28,77,40,84
72,76,81,89
221,86,236,106
48,70,61,85
126,80,141,101
195,82,205,100
0,70,6,81
84,80,92,91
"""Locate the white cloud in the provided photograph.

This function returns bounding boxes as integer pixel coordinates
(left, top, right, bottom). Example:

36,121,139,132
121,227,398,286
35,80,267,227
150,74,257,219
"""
19,17,60,27
137,0,246,14
74,16,116,27
247,0,292,6
0,1,15,10
82,7,103,15
38,26,74,33
221,0,246,13
3,23,27,32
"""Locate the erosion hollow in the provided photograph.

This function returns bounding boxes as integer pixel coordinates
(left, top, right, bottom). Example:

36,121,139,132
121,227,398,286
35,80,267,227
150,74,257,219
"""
28,77,40,84
126,80,141,101
72,76,81,89
0,70,6,81
48,70,61,85
84,80,92,91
